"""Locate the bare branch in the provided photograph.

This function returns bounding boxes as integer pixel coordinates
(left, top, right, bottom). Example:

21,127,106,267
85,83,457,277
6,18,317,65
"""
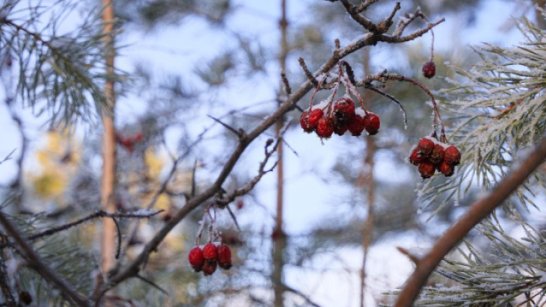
394,135,546,307
99,5,445,296
339,0,379,32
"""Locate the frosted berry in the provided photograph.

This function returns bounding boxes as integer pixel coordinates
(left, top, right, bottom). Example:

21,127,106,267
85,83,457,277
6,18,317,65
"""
333,97,356,125
429,144,445,165
409,148,425,165
417,138,435,156
217,244,233,270
418,162,436,179
363,112,380,135
202,260,217,276
202,242,218,261
347,115,365,136
422,61,436,79
438,161,454,177
316,116,334,138
444,145,461,165
188,246,205,272
300,109,324,133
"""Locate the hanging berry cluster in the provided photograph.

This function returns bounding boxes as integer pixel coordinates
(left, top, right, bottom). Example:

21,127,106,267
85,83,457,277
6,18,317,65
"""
409,136,461,179
187,207,233,276
188,242,232,276
299,62,380,139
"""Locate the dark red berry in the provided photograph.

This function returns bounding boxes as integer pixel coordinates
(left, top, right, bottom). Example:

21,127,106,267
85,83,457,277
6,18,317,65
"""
422,61,436,79
417,138,435,156
188,246,205,272
202,242,218,261
300,108,324,133
363,112,380,135
418,162,436,179
217,244,232,270
430,144,445,165
409,148,425,165
333,97,356,125
316,116,334,138
438,161,454,177
202,260,217,276
444,145,461,165
333,122,348,135
347,115,365,136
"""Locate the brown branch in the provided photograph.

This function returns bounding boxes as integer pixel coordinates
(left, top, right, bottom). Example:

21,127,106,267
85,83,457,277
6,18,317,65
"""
97,5,445,297
0,211,89,306
394,135,546,307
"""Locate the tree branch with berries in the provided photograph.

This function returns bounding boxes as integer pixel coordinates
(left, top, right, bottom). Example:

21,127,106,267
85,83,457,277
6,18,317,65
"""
95,0,446,300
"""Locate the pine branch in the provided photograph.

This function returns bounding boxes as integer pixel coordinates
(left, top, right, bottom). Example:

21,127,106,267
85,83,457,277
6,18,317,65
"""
395,135,546,307
0,211,89,306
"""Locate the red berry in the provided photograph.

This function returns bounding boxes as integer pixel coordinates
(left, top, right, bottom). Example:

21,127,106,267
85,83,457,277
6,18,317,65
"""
444,145,461,165
409,148,425,165
418,162,436,179
316,116,334,138
202,242,218,261
347,115,365,136
417,138,435,156
188,246,205,272
217,244,232,270
363,112,380,135
429,144,445,165
422,61,436,79
300,108,324,133
438,161,454,177
202,260,217,276
333,97,356,125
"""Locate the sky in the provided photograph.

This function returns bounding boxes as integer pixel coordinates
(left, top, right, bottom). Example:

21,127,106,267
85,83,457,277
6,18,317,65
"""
0,0,538,306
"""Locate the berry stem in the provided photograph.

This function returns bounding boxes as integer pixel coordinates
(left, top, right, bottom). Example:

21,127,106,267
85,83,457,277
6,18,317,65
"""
384,74,444,136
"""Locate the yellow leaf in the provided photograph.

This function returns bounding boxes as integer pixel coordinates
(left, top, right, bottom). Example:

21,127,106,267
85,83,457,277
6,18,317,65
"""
144,148,165,178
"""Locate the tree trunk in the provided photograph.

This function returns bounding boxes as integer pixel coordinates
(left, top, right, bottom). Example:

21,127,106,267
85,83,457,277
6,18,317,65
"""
272,0,288,306
358,48,375,307
100,0,117,280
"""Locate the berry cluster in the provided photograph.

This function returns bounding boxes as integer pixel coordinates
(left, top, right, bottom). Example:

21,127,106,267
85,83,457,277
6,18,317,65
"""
409,137,461,179
116,132,143,153
300,97,380,138
188,242,232,276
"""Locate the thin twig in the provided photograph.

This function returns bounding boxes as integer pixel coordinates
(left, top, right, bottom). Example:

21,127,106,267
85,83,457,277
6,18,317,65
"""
208,115,245,139
135,274,168,295
298,57,319,87
394,135,546,307
282,283,321,307
366,86,408,127
25,210,162,242
281,72,292,96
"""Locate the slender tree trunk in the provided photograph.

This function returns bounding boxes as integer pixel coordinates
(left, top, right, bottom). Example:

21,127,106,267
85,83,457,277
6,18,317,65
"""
358,49,375,307
272,1,288,306
100,0,117,278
